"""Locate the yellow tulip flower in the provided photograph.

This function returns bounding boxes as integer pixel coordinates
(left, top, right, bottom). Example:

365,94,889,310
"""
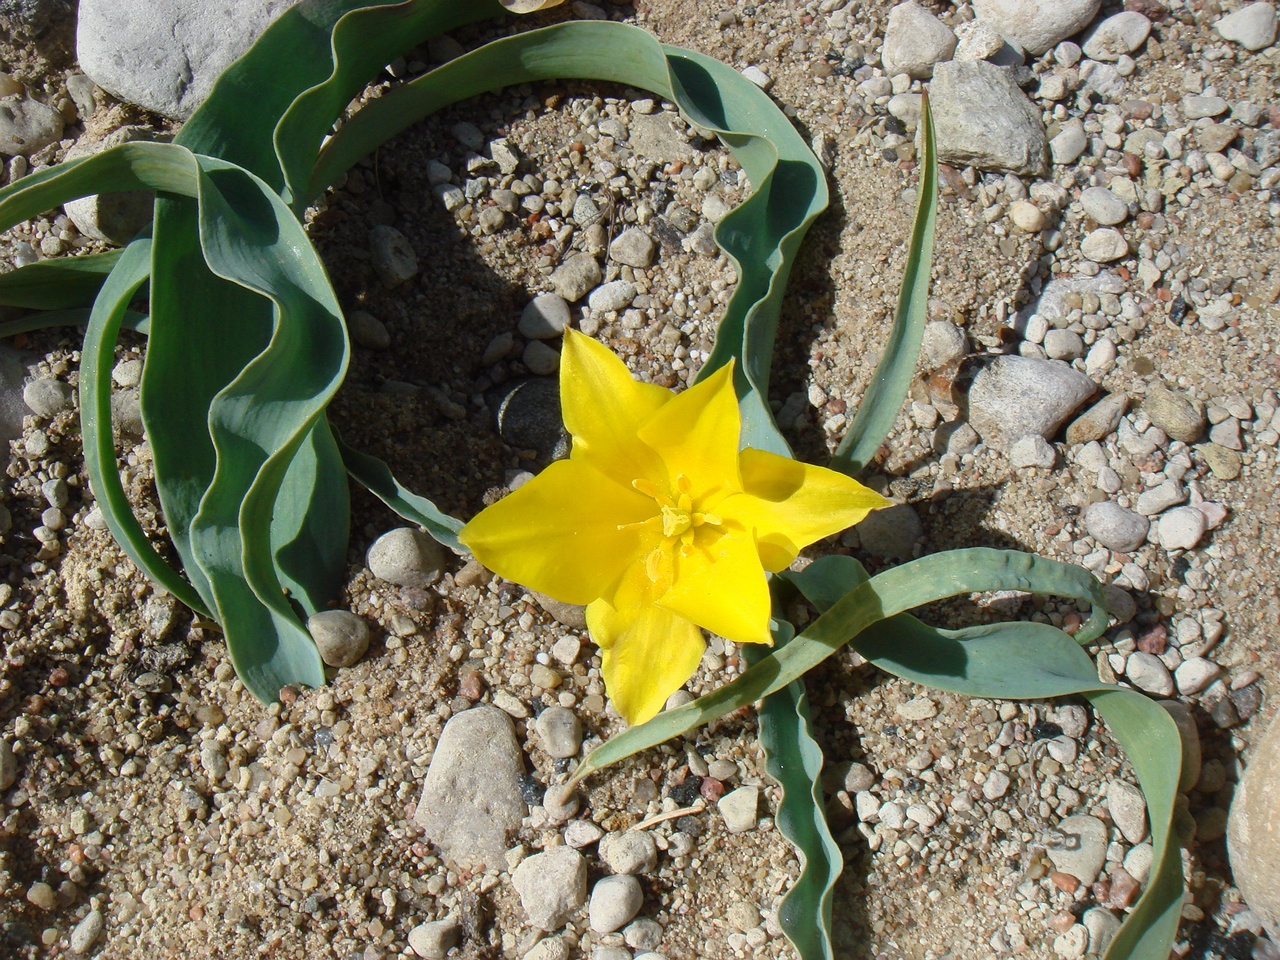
460,328,890,725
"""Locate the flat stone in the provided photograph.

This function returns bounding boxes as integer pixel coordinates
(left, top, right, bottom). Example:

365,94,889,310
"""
973,0,1101,55
1065,393,1128,445
69,909,105,954
1081,227,1130,263
599,830,658,875
1125,651,1175,696
369,225,419,287
1106,780,1148,843
1216,2,1278,51
77,0,295,119
1009,434,1056,469
307,610,371,668
1135,479,1186,517
550,254,602,302
1084,501,1149,552
608,227,657,268
928,60,1048,176
1044,329,1085,360
1143,382,1205,443
535,706,584,759
1183,95,1230,120
512,846,588,930
1045,814,1108,884
23,378,74,418
719,786,759,834
881,1,957,79
1175,657,1222,695
525,937,569,960
588,279,637,313
414,706,526,869
1050,120,1088,165
1198,122,1239,154
589,875,643,934
0,96,63,156
367,527,444,588
1079,186,1129,225
1228,711,1280,936
1199,443,1242,480
1081,12,1151,61
896,697,938,721
967,355,1097,447
1156,506,1207,550
408,917,460,959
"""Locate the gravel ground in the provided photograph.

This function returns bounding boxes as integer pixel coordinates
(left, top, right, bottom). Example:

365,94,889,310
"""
1,1,1278,959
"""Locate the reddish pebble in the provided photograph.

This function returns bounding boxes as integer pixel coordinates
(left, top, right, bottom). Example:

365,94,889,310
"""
48,667,70,687
279,685,298,704
458,669,486,701
1122,153,1143,177
1052,910,1078,934
699,777,726,802
189,904,205,921
1137,623,1168,655
1050,871,1080,894
1109,867,1141,908
1092,879,1112,903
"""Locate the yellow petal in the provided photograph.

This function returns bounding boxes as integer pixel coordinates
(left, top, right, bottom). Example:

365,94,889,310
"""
636,362,742,499
560,328,670,483
459,459,654,604
657,524,774,646
721,448,893,571
588,569,706,726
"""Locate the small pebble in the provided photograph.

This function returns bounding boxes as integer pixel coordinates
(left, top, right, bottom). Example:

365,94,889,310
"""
511,847,588,930
367,527,444,587
307,610,371,668
69,909,104,955
408,917,460,959
718,786,759,834
589,874,644,933
519,294,572,340
600,830,658,875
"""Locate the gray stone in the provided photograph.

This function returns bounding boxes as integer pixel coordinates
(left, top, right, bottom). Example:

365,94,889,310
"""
550,254,602,302
928,60,1048,176
1209,417,1243,450
1079,186,1129,225
23,378,74,418
0,740,17,791
1106,780,1148,843
70,909,104,955
1198,123,1239,154
489,138,521,175
1044,329,1085,361
492,379,567,459
564,819,603,848
1174,657,1222,696
408,917,460,959
535,706,584,759
967,356,1097,447
307,610,371,668
881,1,957,79
1065,393,1128,445
478,206,507,235
856,504,923,560
77,0,296,119
348,310,390,351
920,320,968,371
1081,12,1151,62
1156,506,1207,551
1216,2,1278,51
609,227,657,268
954,19,1007,61
1228,711,1280,936
624,918,663,951
1084,501,1149,552
1143,383,1205,443
367,527,444,588
1125,651,1175,697
1200,442,1242,480
369,225,419,287
0,97,63,157
512,846,588,930
523,341,561,376
524,937,569,960
627,112,696,163
600,830,658,875
63,127,164,244
973,0,1101,55
588,279,636,313
1009,434,1056,469
1135,479,1186,517
415,707,526,869
1083,907,1122,957
589,875,644,933
719,785,759,834
1045,814,1108,884
1050,120,1088,165
1183,95,1230,120
1081,228,1129,263
1008,199,1047,232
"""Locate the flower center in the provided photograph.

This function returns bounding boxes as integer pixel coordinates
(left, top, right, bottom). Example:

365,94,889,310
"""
626,475,723,590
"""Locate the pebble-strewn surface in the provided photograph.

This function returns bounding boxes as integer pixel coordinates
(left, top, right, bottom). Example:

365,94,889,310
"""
1,1,1279,959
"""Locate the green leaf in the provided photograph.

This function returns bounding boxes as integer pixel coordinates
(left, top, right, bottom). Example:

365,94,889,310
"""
0,250,122,310
830,94,938,476
337,435,463,552
311,20,830,455
746,622,842,960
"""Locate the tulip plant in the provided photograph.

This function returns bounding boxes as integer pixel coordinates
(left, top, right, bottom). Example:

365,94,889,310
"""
0,1,1187,958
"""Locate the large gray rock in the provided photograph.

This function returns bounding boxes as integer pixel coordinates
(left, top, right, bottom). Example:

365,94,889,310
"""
1216,2,1278,51
1229,711,1280,937
973,0,1101,55
966,356,1097,447
76,0,296,119
413,706,526,869
927,60,1048,176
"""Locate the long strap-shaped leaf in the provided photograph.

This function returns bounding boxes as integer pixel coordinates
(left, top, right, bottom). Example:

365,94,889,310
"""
311,19,829,455
0,250,122,310
573,550,1183,960
829,95,938,476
